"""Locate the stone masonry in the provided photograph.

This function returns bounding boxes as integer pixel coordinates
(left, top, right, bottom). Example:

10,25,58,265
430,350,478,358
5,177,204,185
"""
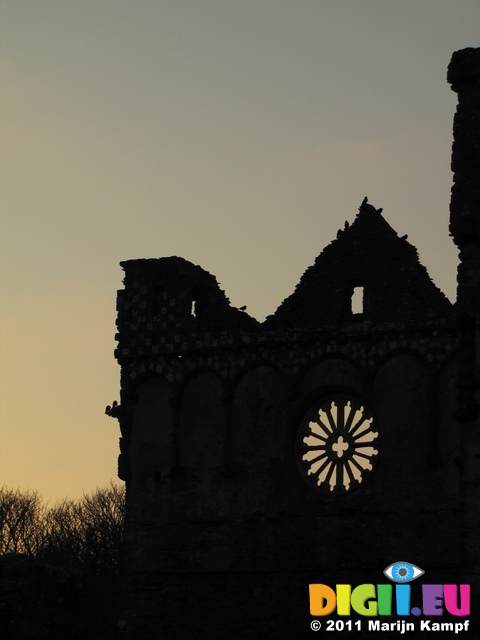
109,49,480,639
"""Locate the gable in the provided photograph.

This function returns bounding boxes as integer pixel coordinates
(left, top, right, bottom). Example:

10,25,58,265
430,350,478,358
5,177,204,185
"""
267,198,452,329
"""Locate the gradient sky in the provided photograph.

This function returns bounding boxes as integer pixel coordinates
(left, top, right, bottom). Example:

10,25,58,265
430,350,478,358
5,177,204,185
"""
1,1,479,502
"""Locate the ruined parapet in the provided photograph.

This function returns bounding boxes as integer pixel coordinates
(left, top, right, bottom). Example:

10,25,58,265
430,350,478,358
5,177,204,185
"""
115,257,259,364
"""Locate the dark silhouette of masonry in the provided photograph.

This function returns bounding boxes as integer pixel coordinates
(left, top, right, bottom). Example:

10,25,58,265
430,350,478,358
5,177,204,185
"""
108,48,480,639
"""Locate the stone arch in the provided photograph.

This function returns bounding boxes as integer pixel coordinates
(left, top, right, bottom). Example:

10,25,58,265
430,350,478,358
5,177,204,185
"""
179,370,227,470
373,353,433,494
299,357,364,396
373,346,434,377
130,375,175,483
231,365,289,465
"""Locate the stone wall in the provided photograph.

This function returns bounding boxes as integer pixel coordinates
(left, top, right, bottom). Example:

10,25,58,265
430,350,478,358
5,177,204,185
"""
447,46,480,621
109,48,480,639
114,256,460,638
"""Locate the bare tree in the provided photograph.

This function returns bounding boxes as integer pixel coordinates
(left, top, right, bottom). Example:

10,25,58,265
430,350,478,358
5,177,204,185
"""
0,482,125,640
41,481,125,575
0,486,46,555
1,482,125,575
76,481,125,575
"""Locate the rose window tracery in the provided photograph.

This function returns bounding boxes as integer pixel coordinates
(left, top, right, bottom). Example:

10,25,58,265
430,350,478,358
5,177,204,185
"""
295,395,378,493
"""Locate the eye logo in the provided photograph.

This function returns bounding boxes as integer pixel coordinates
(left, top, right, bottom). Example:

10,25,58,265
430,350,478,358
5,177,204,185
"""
384,561,424,583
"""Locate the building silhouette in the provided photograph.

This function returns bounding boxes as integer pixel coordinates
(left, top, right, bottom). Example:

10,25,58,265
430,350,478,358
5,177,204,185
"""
109,48,480,638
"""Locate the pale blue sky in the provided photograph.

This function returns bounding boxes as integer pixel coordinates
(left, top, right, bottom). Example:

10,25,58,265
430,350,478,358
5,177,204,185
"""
1,1,479,500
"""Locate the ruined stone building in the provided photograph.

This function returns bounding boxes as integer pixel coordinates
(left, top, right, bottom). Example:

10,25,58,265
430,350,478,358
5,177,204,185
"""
109,49,480,638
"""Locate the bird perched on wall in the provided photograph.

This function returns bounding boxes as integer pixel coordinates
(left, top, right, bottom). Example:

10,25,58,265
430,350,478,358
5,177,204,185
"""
105,400,118,416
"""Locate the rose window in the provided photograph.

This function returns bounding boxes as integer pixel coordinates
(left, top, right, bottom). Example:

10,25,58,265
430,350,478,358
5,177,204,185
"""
295,395,378,493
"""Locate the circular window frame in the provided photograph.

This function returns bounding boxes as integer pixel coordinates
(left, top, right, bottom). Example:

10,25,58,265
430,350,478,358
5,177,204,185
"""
295,394,379,494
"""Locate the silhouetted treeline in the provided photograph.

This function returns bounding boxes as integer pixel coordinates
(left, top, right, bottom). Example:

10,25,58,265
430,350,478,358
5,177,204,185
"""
0,482,125,640
0,481,125,573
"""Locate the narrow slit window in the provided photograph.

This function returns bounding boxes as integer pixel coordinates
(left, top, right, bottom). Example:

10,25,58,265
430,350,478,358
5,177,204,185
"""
191,300,196,317
351,286,364,315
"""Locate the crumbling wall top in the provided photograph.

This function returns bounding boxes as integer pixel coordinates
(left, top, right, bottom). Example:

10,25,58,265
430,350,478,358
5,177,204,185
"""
115,257,259,363
447,47,480,93
266,198,452,329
